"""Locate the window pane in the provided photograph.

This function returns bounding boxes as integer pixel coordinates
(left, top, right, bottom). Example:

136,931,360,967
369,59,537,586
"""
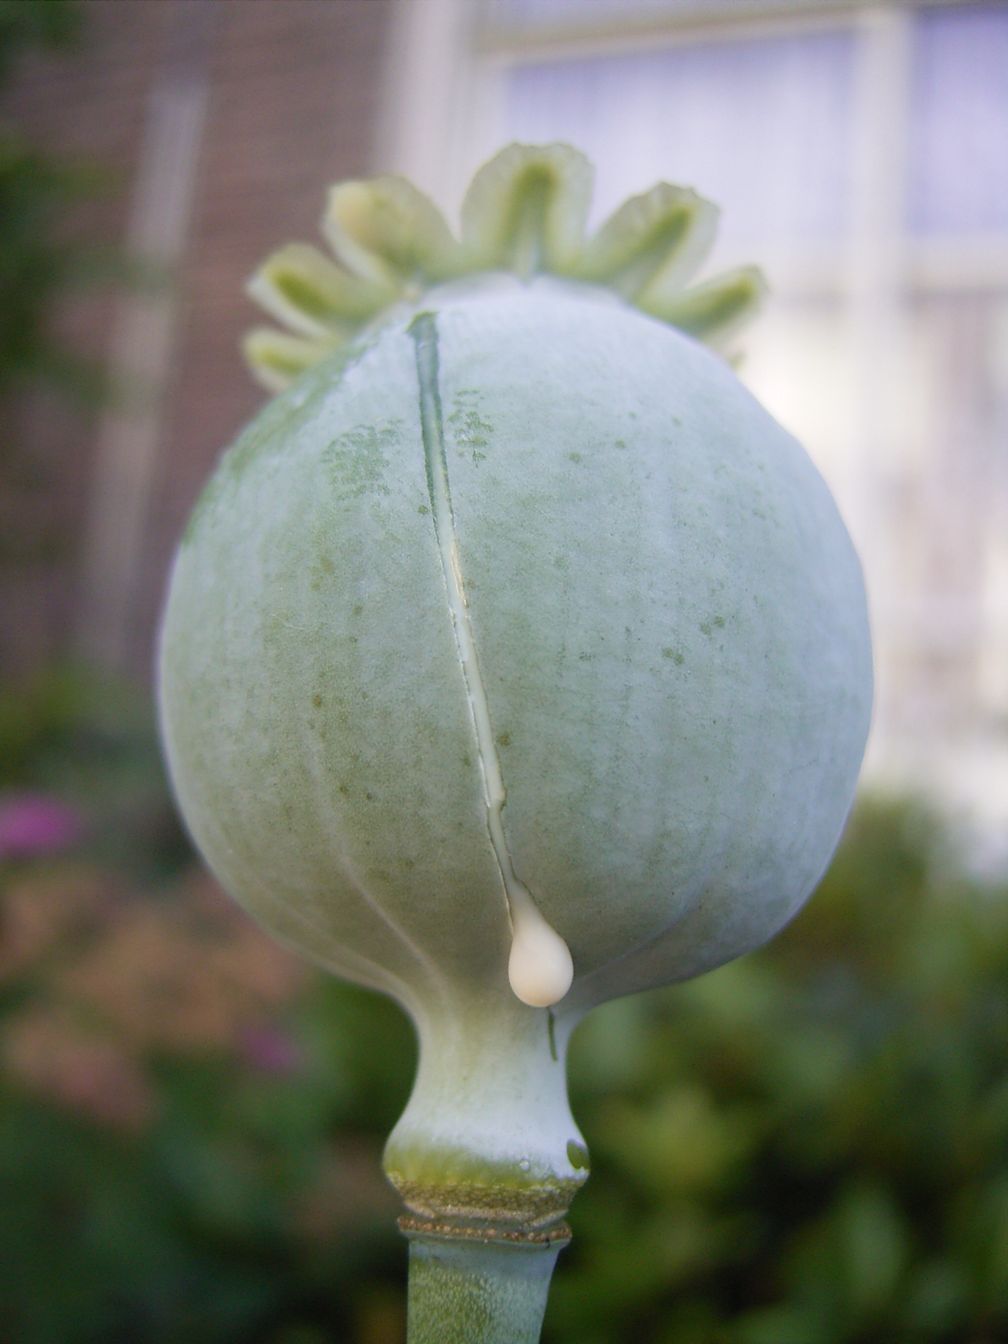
879,291,1008,776
908,4,1008,236
502,31,856,256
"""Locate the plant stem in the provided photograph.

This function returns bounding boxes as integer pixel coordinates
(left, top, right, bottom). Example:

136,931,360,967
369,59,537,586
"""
403,1220,568,1344
384,998,587,1340
383,995,588,1230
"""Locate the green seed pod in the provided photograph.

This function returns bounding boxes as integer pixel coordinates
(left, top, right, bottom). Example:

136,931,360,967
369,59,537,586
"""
158,145,872,1271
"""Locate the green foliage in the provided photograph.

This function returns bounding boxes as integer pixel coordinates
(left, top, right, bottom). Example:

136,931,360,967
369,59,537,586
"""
1,677,1006,1344
0,1,103,406
0,989,414,1344
552,803,1008,1344
0,663,190,880
0,126,111,403
0,0,79,85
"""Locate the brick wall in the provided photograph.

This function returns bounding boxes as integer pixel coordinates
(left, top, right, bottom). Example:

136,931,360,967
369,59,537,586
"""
1,0,394,678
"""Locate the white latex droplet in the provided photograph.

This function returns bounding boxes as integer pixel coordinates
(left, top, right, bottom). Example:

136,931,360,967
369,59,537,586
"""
508,906,574,1008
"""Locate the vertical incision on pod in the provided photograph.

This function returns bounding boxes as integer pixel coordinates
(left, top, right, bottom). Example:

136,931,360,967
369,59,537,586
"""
409,312,573,1009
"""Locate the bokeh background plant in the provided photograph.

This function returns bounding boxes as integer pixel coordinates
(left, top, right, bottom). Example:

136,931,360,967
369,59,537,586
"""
2,2,1006,1342
5,739,1007,1344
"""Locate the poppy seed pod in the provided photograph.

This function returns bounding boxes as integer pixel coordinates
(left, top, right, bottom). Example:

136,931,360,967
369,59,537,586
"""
158,145,872,1264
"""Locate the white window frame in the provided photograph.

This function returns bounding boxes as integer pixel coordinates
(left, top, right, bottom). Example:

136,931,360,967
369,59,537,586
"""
376,0,1008,817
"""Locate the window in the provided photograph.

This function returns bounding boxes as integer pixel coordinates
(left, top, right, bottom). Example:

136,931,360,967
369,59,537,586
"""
382,0,1008,826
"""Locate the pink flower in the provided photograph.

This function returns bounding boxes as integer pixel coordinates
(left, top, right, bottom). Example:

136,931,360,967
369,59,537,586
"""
237,1023,304,1076
0,793,82,860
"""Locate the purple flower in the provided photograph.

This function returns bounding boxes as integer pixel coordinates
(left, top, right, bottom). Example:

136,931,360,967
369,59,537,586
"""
0,793,83,861
237,1023,304,1076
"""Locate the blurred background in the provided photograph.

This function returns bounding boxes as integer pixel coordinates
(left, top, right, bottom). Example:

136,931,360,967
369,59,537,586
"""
1,1,1006,1341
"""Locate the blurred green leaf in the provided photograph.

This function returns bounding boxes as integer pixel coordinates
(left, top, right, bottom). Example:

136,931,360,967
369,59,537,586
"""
0,0,80,86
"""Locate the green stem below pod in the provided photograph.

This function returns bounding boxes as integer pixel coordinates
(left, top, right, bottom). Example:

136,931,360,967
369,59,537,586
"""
403,1219,568,1344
